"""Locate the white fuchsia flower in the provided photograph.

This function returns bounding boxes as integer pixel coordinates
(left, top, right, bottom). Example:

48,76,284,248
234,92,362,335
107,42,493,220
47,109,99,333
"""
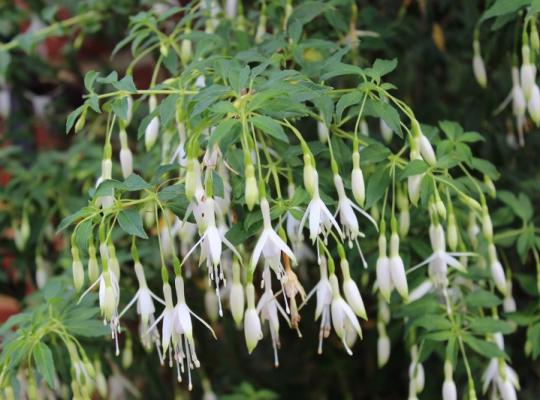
411,223,469,288
329,274,363,355
317,117,329,143
118,262,165,349
299,169,342,249
302,257,332,354
183,196,240,302
244,283,263,354
251,198,297,282
482,335,520,400
80,269,120,354
257,268,290,366
333,174,377,259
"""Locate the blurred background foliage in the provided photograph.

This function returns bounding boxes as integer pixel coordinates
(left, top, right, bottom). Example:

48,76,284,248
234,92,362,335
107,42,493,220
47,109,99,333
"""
1,0,540,399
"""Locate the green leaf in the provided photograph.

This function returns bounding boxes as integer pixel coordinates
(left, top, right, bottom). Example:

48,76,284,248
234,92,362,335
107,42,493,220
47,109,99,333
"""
463,335,507,359
365,58,397,80
209,119,241,147
113,75,137,93
335,91,363,123
65,105,87,133
413,315,452,331
481,0,530,21
84,71,99,92
399,159,429,179
33,342,55,387
465,290,502,308
469,318,515,334
111,96,129,121
159,94,178,127
123,174,152,191
364,99,402,137
251,115,289,143
117,209,148,239
75,219,93,252
365,165,390,209
93,179,125,197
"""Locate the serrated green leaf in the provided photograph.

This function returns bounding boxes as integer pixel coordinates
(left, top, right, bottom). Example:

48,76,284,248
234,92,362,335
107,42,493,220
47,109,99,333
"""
465,289,502,308
463,335,507,359
33,342,55,387
251,115,289,143
113,75,137,93
469,318,515,334
117,209,148,239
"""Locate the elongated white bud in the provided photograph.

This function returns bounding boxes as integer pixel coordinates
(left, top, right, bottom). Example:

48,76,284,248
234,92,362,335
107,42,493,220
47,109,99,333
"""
71,247,84,291
521,45,536,100
442,380,457,400
512,67,526,117
205,288,219,322
88,245,100,283
181,38,192,65
376,235,392,302
244,283,262,353
0,89,10,119
351,151,365,206
489,244,508,295
418,134,436,166
447,212,458,251
225,0,238,18
472,40,487,88
380,119,393,143
145,96,159,150
399,209,410,237
303,154,317,196
341,258,367,320
389,232,408,299
377,326,390,367
317,119,329,143
528,84,540,126
120,148,133,179
185,157,201,201
244,164,258,210
230,281,244,327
